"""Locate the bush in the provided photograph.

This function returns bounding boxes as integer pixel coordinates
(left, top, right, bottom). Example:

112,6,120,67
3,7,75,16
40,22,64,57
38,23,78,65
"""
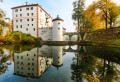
6,32,36,44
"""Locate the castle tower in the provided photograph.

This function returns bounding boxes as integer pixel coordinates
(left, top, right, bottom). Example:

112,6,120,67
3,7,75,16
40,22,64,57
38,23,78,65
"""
52,15,64,41
52,46,63,69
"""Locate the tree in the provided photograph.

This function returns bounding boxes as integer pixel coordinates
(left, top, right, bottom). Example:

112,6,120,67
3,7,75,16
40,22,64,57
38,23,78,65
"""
107,2,120,28
84,3,105,30
0,9,12,35
72,0,85,32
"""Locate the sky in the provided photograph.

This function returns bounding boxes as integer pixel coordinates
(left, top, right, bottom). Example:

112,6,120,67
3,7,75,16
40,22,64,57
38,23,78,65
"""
0,0,120,32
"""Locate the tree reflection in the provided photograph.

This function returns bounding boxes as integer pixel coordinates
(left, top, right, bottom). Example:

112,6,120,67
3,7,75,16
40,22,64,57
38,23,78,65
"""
71,46,120,82
0,48,12,75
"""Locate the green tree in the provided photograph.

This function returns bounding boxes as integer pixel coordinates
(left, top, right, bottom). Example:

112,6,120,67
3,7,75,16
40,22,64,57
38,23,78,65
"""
72,0,85,32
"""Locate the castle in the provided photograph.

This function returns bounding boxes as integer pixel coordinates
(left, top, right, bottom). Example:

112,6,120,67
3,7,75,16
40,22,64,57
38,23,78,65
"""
11,2,66,41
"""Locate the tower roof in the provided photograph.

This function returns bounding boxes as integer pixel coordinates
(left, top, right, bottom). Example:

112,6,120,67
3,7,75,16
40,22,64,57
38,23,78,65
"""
52,15,64,22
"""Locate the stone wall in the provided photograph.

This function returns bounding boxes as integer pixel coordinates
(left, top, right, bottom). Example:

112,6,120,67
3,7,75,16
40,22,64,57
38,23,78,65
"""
86,28,120,41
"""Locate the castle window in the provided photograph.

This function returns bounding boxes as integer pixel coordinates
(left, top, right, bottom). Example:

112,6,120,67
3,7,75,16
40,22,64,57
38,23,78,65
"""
21,62,23,65
27,13,29,16
31,13,33,16
28,58,30,60
17,66,19,69
20,19,22,22
27,24,29,26
20,9,22,11
31,7,33,10
33,28,35,31
15,9,18,12
26,8,29,10
21,56,23,59
28,63,30,65
16,14,18,17
26,28,28,31
31,19,34,21
58,28,60,30
27,73,30,75
40,9,42,12
17,56,19,59
34,54,36,56
17,62,19,64
20,14,22,17
32,68,34,71
16,25,18,28
28,68,30,70
20,25,22,28
21,67,23,69
17,71,19,73
27,54,28,56
27,19,29,21
16,20,18,22
32,24,33,26
32,63,34,65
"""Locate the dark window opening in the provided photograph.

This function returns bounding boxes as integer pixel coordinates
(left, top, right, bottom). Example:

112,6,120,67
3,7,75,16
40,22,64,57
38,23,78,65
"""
26,8,29,10
31,7,33,10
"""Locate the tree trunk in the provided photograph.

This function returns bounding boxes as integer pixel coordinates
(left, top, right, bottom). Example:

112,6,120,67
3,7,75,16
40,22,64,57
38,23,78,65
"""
105,13,108,30
110,19,112,28
77,19,80,41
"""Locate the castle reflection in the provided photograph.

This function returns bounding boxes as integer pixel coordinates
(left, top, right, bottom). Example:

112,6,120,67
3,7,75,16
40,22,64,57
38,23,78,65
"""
14,46,64,78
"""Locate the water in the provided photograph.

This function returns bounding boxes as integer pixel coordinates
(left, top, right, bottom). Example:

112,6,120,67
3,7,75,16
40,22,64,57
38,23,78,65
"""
0,45,120,82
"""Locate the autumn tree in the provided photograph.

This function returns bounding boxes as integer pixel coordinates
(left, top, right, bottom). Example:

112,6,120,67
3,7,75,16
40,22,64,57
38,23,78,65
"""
0,9,12,35
107,2,120,28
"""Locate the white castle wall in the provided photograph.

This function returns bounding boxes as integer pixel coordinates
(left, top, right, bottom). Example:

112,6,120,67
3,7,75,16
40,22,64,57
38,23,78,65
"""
13,6,37,37
52,20,63,41
38,28,52,41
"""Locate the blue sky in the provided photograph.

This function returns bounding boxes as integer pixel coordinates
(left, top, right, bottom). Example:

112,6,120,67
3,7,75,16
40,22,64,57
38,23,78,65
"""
0,0,120,32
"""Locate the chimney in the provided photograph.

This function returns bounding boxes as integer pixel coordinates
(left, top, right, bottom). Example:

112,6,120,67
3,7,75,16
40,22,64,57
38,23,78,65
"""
26,2,29,5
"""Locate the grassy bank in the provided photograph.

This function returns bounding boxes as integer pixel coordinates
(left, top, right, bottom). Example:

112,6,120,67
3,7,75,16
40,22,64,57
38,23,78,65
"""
0,32,42,45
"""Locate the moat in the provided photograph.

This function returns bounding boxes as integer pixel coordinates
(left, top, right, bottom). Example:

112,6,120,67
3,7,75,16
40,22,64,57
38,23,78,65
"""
0,45,120,82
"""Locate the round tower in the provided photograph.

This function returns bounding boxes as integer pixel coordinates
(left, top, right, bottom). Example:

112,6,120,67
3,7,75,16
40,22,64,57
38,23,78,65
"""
52,46,63,69
52,15,64,41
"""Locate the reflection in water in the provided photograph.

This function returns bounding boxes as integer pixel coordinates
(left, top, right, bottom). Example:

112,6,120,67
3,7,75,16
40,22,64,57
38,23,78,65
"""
71,46,120,82
14,46,63,79
0,45,120,82
0,48,13,75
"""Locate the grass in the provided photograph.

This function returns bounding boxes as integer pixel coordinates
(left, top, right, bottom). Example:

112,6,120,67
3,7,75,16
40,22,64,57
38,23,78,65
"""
0,32,42,45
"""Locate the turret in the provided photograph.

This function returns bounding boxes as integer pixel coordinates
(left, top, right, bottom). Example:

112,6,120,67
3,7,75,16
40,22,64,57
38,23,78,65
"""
52,15,64,41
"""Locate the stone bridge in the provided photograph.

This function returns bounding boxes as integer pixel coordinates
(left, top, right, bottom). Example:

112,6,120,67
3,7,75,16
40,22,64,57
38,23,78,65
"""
63,46,87,53
63,32,87,41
